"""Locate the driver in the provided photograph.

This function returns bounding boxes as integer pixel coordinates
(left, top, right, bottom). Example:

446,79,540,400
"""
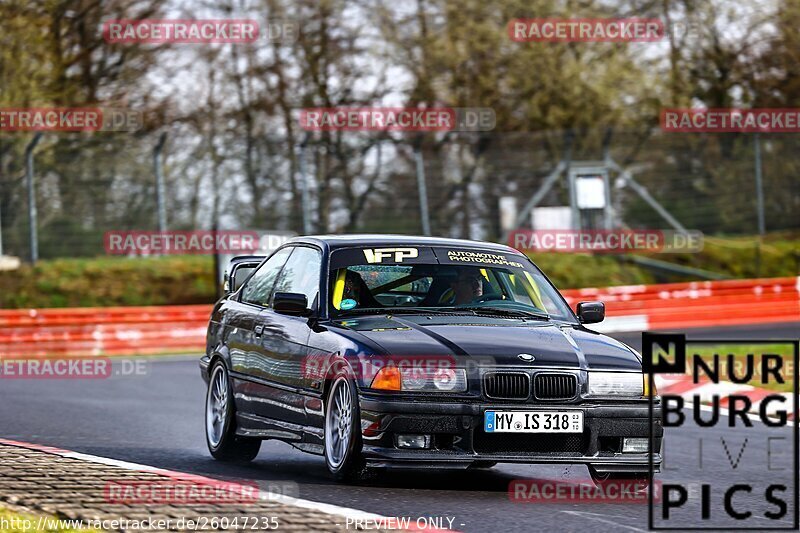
343,270,364,302
341,270,382,308
449,266,483,305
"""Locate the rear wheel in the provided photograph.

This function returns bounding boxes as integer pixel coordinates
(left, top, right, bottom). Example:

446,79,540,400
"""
205,362,261,461
324,374,368,482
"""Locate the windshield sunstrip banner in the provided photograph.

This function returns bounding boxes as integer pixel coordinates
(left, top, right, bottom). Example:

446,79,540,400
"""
329,246,527,269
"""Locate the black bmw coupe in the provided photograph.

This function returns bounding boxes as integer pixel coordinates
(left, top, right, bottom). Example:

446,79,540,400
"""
200,235,662,483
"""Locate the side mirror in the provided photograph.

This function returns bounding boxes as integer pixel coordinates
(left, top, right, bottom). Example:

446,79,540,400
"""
225,264,258,294
273,292,311,316
577,301,605,324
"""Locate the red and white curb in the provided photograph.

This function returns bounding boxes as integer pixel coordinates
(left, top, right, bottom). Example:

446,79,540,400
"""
0,438,453,532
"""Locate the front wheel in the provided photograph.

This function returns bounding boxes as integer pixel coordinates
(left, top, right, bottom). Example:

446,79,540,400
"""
324,374,368,482
205,362,261,461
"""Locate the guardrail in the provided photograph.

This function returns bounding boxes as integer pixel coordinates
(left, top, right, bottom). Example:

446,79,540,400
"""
0,305,211,357
561,276,800,332
0,277,797,357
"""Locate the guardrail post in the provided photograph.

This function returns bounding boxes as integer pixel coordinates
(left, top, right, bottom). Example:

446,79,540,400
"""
25,132,43,263
754,132,765,277
297,135,313,235
153,132,168,234
413,141,431,236
754,132,765,236
0,180,4,257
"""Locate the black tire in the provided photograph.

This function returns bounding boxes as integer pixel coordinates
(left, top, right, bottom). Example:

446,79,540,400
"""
324,373,368,482
205,361,261,462
588,466,651,491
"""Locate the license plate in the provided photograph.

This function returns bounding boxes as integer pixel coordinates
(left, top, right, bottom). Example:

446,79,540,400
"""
484,410,583,433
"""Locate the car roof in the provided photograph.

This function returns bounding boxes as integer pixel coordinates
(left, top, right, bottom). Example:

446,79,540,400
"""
285,234,521,254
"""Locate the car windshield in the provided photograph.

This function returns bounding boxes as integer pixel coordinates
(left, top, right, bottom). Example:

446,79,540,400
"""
329,246,576,322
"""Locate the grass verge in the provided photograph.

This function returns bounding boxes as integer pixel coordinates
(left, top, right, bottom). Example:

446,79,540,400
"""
0,232,796,308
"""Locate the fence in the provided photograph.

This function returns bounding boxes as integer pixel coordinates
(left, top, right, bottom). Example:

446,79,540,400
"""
1,128,798,262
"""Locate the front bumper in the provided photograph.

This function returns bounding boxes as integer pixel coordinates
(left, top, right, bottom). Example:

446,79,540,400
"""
359,395,663,473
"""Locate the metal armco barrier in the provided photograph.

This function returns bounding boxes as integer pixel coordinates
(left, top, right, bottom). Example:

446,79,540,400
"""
0,305,212,357
561,276,800,331
0,277,798,358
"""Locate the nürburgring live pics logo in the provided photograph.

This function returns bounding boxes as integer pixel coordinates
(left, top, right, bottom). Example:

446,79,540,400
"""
644,333,799,530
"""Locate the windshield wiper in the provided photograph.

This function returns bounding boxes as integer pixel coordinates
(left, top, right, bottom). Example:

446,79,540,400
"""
336,307,463,317
336,306,549,320
335,307,389,317
453,306,551,320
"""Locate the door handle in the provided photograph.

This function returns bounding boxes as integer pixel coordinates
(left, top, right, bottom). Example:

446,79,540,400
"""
254,325,264,337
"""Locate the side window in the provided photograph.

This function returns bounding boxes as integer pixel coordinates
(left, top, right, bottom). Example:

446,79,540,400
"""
240,248,293,307
272,247,322,307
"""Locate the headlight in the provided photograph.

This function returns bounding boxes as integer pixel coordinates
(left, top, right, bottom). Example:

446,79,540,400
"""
432,368,458,391
587,371,644,396
402,368,429,390
371,366,467,392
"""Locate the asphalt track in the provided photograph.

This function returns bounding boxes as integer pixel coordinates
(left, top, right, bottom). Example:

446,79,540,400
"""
1,322,798,532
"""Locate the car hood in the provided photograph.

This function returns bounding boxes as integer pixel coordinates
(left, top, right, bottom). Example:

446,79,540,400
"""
331,315,641,371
